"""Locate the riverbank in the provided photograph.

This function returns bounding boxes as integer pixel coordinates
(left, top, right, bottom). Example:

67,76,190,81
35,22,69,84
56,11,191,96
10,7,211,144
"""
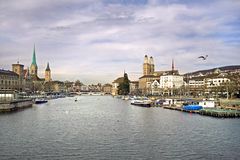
162,105,240,118
0,99,33,112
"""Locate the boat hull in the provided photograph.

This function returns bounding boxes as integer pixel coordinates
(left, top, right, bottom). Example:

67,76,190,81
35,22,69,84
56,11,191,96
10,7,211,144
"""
131,103,151,107
35,100,48,104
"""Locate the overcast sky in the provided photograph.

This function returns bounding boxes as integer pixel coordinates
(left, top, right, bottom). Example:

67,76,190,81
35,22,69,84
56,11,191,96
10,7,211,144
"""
0,0,239,84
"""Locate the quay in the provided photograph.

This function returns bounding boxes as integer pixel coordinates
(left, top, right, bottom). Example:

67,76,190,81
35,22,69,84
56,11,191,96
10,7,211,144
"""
162,105,240,118
163,106,200,114
0,99,33,112
199,109,240,118
0,90,33,112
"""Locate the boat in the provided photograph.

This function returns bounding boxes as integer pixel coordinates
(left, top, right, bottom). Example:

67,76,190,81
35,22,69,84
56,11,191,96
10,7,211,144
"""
130,97,152,107
183,105,202,111
89,92,104,96
35,98,48,104
122,96,130,100
199,99,215,108
182,98,215,110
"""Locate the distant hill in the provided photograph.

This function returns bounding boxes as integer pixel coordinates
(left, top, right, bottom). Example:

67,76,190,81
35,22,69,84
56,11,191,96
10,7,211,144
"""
184,65,240,76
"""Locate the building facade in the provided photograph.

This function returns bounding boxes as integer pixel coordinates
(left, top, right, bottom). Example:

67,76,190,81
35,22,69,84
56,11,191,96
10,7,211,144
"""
139,55,181,95
160,75,184,89
102,84,112,94
0,70,19,91
129,81,139,95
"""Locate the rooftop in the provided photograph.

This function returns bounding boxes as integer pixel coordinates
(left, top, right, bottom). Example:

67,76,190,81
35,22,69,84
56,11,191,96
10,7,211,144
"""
0,69,19,76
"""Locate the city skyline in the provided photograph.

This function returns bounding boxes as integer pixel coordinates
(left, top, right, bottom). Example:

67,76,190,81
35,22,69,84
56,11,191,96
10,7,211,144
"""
0,0,240,84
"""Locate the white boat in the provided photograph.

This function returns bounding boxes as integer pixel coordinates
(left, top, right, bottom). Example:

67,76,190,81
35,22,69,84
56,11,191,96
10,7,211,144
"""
199,99,215,108
35,98,48,104
162,99,178,106
89,92,104,96
130,97,152,107
121,96,130,100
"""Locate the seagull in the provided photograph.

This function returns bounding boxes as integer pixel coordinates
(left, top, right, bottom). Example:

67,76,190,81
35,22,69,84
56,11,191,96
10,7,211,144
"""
198,55,208,60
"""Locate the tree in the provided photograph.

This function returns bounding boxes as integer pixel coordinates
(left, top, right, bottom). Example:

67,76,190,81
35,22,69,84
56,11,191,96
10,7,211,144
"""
118,73,130,95
75,80,82,86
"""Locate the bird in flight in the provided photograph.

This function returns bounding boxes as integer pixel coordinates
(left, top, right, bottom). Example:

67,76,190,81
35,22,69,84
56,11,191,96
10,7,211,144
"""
198,55,208,60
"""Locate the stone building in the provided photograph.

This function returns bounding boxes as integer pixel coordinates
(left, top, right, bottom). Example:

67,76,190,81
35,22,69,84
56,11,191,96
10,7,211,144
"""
12,63,24,90
151,80,161,95
139,55,158,95
159,74,184,96
27,45,53,92
139,55,182,95
11,62,34,92
102,84,112,94
45,62,51,82
1,45,55,93
129,81,139,95
0,69,19,91
143,55,155,75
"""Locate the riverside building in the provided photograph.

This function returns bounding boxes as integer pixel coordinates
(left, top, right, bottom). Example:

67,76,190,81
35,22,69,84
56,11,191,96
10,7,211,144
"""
139,55,181,95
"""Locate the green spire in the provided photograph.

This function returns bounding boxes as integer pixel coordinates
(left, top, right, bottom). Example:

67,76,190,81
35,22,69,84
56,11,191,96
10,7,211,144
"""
32,44,37,66
46,62,50,71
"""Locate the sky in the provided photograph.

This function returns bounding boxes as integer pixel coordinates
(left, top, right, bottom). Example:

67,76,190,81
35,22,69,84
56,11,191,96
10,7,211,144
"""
0,0,240,84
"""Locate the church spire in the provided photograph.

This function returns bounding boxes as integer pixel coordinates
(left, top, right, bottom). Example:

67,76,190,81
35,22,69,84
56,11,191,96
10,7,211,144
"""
172,58,175,75
46,62,50,71
32,44,37,66
172,58,174,71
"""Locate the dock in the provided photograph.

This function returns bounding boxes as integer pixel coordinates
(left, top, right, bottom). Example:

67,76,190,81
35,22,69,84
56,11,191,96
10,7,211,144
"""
199,109,240,118
163,106,200,114
163,106,240,118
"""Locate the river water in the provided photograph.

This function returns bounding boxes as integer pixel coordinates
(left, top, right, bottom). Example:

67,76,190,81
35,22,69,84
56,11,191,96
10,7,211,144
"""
0,96,239,160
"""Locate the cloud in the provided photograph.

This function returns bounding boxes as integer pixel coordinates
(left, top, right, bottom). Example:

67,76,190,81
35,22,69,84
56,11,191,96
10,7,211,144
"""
0,0,239,84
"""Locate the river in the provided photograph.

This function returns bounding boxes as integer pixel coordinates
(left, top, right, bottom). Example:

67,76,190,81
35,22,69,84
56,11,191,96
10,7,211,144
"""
0,96,239,160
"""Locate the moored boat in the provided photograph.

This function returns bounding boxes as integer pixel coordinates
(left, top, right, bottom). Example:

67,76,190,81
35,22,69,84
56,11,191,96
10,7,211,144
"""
35,98,48,104
183,105,203,111
130,97,152,107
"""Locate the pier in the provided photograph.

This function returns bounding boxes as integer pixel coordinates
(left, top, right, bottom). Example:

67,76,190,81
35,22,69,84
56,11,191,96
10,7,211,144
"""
199,109,240,118
163,105,240,118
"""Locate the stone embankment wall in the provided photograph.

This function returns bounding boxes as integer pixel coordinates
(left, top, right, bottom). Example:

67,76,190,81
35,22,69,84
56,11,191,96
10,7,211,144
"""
0,99,33,112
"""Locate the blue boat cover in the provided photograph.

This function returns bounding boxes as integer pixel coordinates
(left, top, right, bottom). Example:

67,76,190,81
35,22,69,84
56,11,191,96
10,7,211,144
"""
183,105,202,111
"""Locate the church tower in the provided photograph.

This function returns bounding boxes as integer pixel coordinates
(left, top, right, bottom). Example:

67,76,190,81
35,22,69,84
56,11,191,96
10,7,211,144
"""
143,55,151,75
30,45,38,76
149,56,155,74
45,62,51,82
12,62,24,78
